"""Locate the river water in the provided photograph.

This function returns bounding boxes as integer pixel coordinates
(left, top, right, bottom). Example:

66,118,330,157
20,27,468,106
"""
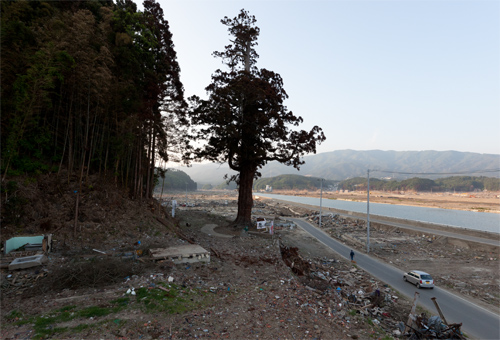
255,193,500,234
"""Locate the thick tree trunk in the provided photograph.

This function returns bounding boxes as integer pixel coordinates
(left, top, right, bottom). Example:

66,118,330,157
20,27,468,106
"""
233,166,256,228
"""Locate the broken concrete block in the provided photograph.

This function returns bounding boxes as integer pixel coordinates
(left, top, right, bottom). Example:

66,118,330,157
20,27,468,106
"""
9,255,46,270
150,244,210,264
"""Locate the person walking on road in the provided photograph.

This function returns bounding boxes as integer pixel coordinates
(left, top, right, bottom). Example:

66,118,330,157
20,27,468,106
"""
350,250,355,261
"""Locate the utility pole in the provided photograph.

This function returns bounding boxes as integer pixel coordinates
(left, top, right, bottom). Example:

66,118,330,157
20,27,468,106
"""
367,169,370,253
319,178,324,228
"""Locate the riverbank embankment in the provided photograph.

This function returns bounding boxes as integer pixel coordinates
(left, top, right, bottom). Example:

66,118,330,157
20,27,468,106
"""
266,198,500,248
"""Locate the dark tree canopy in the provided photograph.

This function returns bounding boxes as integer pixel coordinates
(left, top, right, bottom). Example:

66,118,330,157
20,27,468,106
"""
1,0,186,200
188,9,326,228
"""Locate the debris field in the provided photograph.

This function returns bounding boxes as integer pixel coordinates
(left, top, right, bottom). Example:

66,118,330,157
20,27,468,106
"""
0,189,490,339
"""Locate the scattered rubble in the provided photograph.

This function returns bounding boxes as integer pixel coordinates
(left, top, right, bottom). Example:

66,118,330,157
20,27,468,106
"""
295,208,500,310
0,189,494,339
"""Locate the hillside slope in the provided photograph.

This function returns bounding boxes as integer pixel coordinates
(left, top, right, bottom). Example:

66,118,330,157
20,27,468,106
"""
177,150,500,185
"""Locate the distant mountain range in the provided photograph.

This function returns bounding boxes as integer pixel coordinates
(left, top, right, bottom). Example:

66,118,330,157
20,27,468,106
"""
175,150,500,185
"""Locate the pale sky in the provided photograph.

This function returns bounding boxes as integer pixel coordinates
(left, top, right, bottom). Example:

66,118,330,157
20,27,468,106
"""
150,0,500,155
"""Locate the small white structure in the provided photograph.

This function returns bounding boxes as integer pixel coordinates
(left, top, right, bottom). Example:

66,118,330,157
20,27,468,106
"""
256,218,267,229
255,218,275,234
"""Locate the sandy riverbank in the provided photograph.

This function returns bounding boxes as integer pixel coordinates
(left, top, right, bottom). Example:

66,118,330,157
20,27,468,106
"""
271,190,500,213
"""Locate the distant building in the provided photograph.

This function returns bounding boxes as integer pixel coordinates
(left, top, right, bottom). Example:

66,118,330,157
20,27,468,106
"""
265,185,273,192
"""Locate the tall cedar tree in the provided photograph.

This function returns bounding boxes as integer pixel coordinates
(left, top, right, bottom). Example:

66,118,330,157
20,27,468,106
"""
188,10,326,228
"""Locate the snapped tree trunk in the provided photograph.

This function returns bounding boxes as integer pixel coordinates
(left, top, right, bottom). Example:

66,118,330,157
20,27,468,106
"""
233,166,256,228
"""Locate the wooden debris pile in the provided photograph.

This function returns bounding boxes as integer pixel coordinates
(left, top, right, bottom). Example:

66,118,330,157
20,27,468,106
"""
402,293,465,339
279,243,311,276
1,270,49,296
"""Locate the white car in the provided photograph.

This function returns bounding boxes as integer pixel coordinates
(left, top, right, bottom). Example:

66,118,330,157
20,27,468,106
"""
403,270,434,289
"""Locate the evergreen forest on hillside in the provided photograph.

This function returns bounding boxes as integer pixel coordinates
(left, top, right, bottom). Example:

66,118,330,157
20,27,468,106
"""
2,0,187,199
1,2,326,217
154,169,196,192
338,176,500,192
3,1,498,204
169,172,500,192
249,174,499,192
253,175,336,191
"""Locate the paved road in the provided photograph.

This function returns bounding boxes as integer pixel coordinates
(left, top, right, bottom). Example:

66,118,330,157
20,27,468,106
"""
290,218,500,340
